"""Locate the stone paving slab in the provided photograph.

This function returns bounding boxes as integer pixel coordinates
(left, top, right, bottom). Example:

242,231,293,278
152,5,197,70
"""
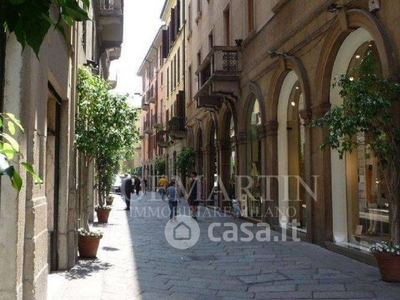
48,193,400,299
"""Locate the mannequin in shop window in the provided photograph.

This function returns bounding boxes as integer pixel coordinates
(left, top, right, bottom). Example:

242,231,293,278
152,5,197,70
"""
250,162,259,187
250,162,261,199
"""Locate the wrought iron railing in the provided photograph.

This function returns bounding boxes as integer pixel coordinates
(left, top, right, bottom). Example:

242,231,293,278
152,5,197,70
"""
100,0,114,10
196,46,240,90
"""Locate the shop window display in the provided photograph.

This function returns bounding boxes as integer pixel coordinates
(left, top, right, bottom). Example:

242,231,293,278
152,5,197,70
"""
246,99,262,219
344,42,390,248
287,81,307,230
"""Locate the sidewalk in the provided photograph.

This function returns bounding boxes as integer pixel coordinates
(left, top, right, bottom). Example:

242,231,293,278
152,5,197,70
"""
48,192,400,300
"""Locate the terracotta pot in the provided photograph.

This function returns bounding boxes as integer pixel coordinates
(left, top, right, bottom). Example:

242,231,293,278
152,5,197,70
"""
106,196,114,205
96,208,111,223
78,235,102,258
373,251,400,282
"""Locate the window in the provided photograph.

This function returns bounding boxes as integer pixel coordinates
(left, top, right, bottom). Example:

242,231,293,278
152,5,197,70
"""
208,31,214,50
167,67,169,95
247,0,254,33
197,51,201,90
195,0,202,23
160,99,163,124
188,3,192,34
174,54,177,87
177,47,180,82
82,21,87,53
223,6,230,46
188,65,193,100
197,0,202,15
170,60,173,90
197,50,201,68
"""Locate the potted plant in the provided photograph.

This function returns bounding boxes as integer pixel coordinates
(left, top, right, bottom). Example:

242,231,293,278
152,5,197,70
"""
312,50,400,281
76,68,139,227
93,155,119,223
77,228,103,258
370,241,400,281
153,123,164,131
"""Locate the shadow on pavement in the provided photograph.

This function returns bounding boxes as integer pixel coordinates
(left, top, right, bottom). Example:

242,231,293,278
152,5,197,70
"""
64,259,112,280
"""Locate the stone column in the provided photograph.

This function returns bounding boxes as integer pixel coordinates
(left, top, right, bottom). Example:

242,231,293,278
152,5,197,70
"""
265,121,279,226
203,145,212,205
299,108,313,242
310,102,333,246
235,132,248,213
217,139,231,208
257,125,267,220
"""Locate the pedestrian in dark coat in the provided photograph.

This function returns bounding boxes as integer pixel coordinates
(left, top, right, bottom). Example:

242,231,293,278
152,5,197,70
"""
134,176,141,195
121,174,133,210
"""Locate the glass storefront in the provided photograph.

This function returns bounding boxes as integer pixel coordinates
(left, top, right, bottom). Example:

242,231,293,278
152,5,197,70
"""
287,81,307,229
345,41,390,248
243,99,263,219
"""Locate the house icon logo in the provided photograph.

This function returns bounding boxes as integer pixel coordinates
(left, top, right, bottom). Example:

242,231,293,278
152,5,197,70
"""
173,221,191,240
165,215,200,249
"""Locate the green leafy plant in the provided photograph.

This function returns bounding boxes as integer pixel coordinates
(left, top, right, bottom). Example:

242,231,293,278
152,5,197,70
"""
76,68,139,209
0,113,42,190
153,123,164,131
155,157,166,175
312,50,400,244
1,0,90,56
176,147,196,179
0,0,89,191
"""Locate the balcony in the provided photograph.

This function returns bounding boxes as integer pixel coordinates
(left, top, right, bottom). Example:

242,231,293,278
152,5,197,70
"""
98,0,124,60
139,128,145,139
194,46,241,110
144,128,154,135
141,97,149,111
156,130,168,148
167,117,185,140
148,93,157,104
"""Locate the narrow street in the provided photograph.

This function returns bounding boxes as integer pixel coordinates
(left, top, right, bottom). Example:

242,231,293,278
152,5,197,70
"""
48,193,400,300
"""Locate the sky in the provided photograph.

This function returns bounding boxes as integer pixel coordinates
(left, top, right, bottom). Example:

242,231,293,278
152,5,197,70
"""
110,0,165,107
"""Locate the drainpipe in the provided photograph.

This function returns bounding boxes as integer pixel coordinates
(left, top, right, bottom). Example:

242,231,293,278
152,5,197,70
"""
0,31,6,203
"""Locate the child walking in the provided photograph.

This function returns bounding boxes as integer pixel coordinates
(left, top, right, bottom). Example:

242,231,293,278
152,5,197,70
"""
166,180,179,221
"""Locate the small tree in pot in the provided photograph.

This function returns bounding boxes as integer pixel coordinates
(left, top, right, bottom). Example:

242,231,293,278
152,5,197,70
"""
76,68,139,224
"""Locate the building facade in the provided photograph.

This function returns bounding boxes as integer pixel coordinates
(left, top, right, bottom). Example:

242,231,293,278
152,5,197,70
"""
138,27,165,190
139,0,186,188
136,0,400,262
184,0,400,260
0,0,123,298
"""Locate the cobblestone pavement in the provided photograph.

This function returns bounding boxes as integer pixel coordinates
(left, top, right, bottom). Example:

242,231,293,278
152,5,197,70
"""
48,192,400,300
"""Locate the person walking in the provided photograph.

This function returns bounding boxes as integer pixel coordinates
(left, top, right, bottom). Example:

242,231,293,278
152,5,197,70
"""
133,176,141,196
121,174,133,210
166,180,179,221
188,171,200,219
158,175,168,201
142,178,148,194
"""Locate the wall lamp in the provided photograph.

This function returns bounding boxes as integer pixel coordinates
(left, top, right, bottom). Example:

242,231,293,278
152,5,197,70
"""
327,3,344,12
235,39,243,46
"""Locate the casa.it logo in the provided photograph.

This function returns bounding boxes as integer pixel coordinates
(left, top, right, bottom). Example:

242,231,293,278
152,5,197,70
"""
164,215,200,249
